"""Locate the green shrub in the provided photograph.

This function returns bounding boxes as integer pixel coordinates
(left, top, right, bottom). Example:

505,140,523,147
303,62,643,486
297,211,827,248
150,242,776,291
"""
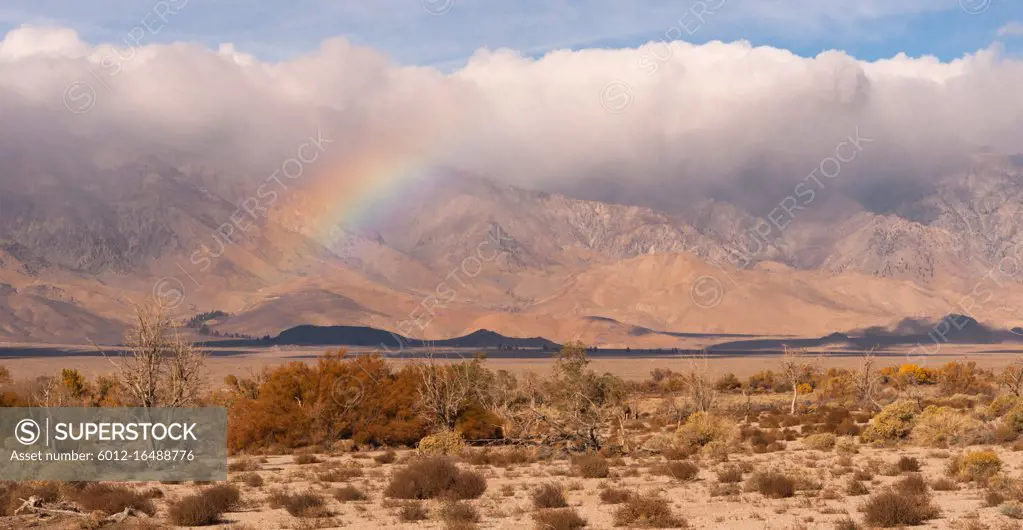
861,400,919,443
911,406,990,447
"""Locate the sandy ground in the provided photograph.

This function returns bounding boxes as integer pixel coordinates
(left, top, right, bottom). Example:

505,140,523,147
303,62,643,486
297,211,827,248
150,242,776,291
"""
4,441,1020,529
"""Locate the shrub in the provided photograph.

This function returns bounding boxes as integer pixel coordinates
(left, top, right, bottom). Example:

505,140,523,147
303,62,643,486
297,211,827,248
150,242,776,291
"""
716,466,743,483
911,406,990,447
439,501,479,524
612,493,685,528
931,477,957,491
333,485,368,502
384,457,487,500
571,453,610,479
845,478,869,496
835,437,859,455
893,474,927,496
947,450,1002,484
375,450,397,464
1001,501,1023,519
168,493,224,526
861,489,939,527
398,501,428,522
987,395,1022,418
861,400,919,443
239,472,263,488
227,353,429,451
986,489,1005,507
833,517,862,530
227,458,261,472
418,430,466,456
167,485,240,526
533,508,587,530
664,460,699,482
70,484,156,516
1003,404,1023,434
896,456,920,472
294,453,321,465
804,433,836,451
745,471,795,499
532,483,568,509
676,412,736,450
316,462,363,482
599,487,632,504
268,490,330,518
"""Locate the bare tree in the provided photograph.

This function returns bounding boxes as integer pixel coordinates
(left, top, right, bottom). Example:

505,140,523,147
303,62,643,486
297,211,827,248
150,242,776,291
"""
412,351,489,431
681,356,717,413
108,304,206,408
852,349,878,409
780,347,818,414
1000,361,1023,397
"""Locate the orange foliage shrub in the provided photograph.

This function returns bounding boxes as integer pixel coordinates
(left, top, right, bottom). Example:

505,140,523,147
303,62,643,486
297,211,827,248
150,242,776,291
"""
227,352,430,452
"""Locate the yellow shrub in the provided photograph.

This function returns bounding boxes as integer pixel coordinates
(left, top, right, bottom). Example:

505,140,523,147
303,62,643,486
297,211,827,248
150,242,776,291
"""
988,395,1023,419
861,400,920,443
896,364,937,385
911,406,991,447
676,412,737,450
948,450,1002,484
416,430,466,456
1003,404,1023,434
803,433,836,451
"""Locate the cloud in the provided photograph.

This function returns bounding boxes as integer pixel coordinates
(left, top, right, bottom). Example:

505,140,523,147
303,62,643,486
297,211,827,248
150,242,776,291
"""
1,25,1022,217
999,22,1023,37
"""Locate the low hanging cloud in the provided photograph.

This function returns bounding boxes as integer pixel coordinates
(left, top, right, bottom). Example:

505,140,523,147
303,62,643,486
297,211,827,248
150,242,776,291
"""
1,25,1022,215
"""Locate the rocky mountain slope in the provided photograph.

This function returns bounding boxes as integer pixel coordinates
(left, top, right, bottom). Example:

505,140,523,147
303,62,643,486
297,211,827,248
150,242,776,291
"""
2,153,1022,345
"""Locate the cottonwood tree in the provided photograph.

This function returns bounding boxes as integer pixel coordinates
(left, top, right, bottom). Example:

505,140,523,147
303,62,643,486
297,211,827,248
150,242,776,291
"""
109,304,207,408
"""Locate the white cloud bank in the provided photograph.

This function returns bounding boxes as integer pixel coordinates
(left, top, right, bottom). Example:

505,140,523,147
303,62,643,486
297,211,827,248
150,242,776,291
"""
1,25,1022,212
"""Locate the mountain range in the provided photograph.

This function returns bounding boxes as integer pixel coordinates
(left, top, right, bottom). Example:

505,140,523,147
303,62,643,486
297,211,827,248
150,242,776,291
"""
2,152,1022,347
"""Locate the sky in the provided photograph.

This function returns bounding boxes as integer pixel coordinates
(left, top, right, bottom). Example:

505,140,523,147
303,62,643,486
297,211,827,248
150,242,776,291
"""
0,0,1021,67
1,1,1023,216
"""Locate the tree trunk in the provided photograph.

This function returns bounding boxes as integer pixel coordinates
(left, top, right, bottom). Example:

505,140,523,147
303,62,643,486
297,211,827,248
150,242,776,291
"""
790,387,797,415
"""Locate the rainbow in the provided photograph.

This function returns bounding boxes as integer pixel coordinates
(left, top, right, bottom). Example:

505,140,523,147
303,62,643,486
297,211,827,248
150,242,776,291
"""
292,134,451,237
